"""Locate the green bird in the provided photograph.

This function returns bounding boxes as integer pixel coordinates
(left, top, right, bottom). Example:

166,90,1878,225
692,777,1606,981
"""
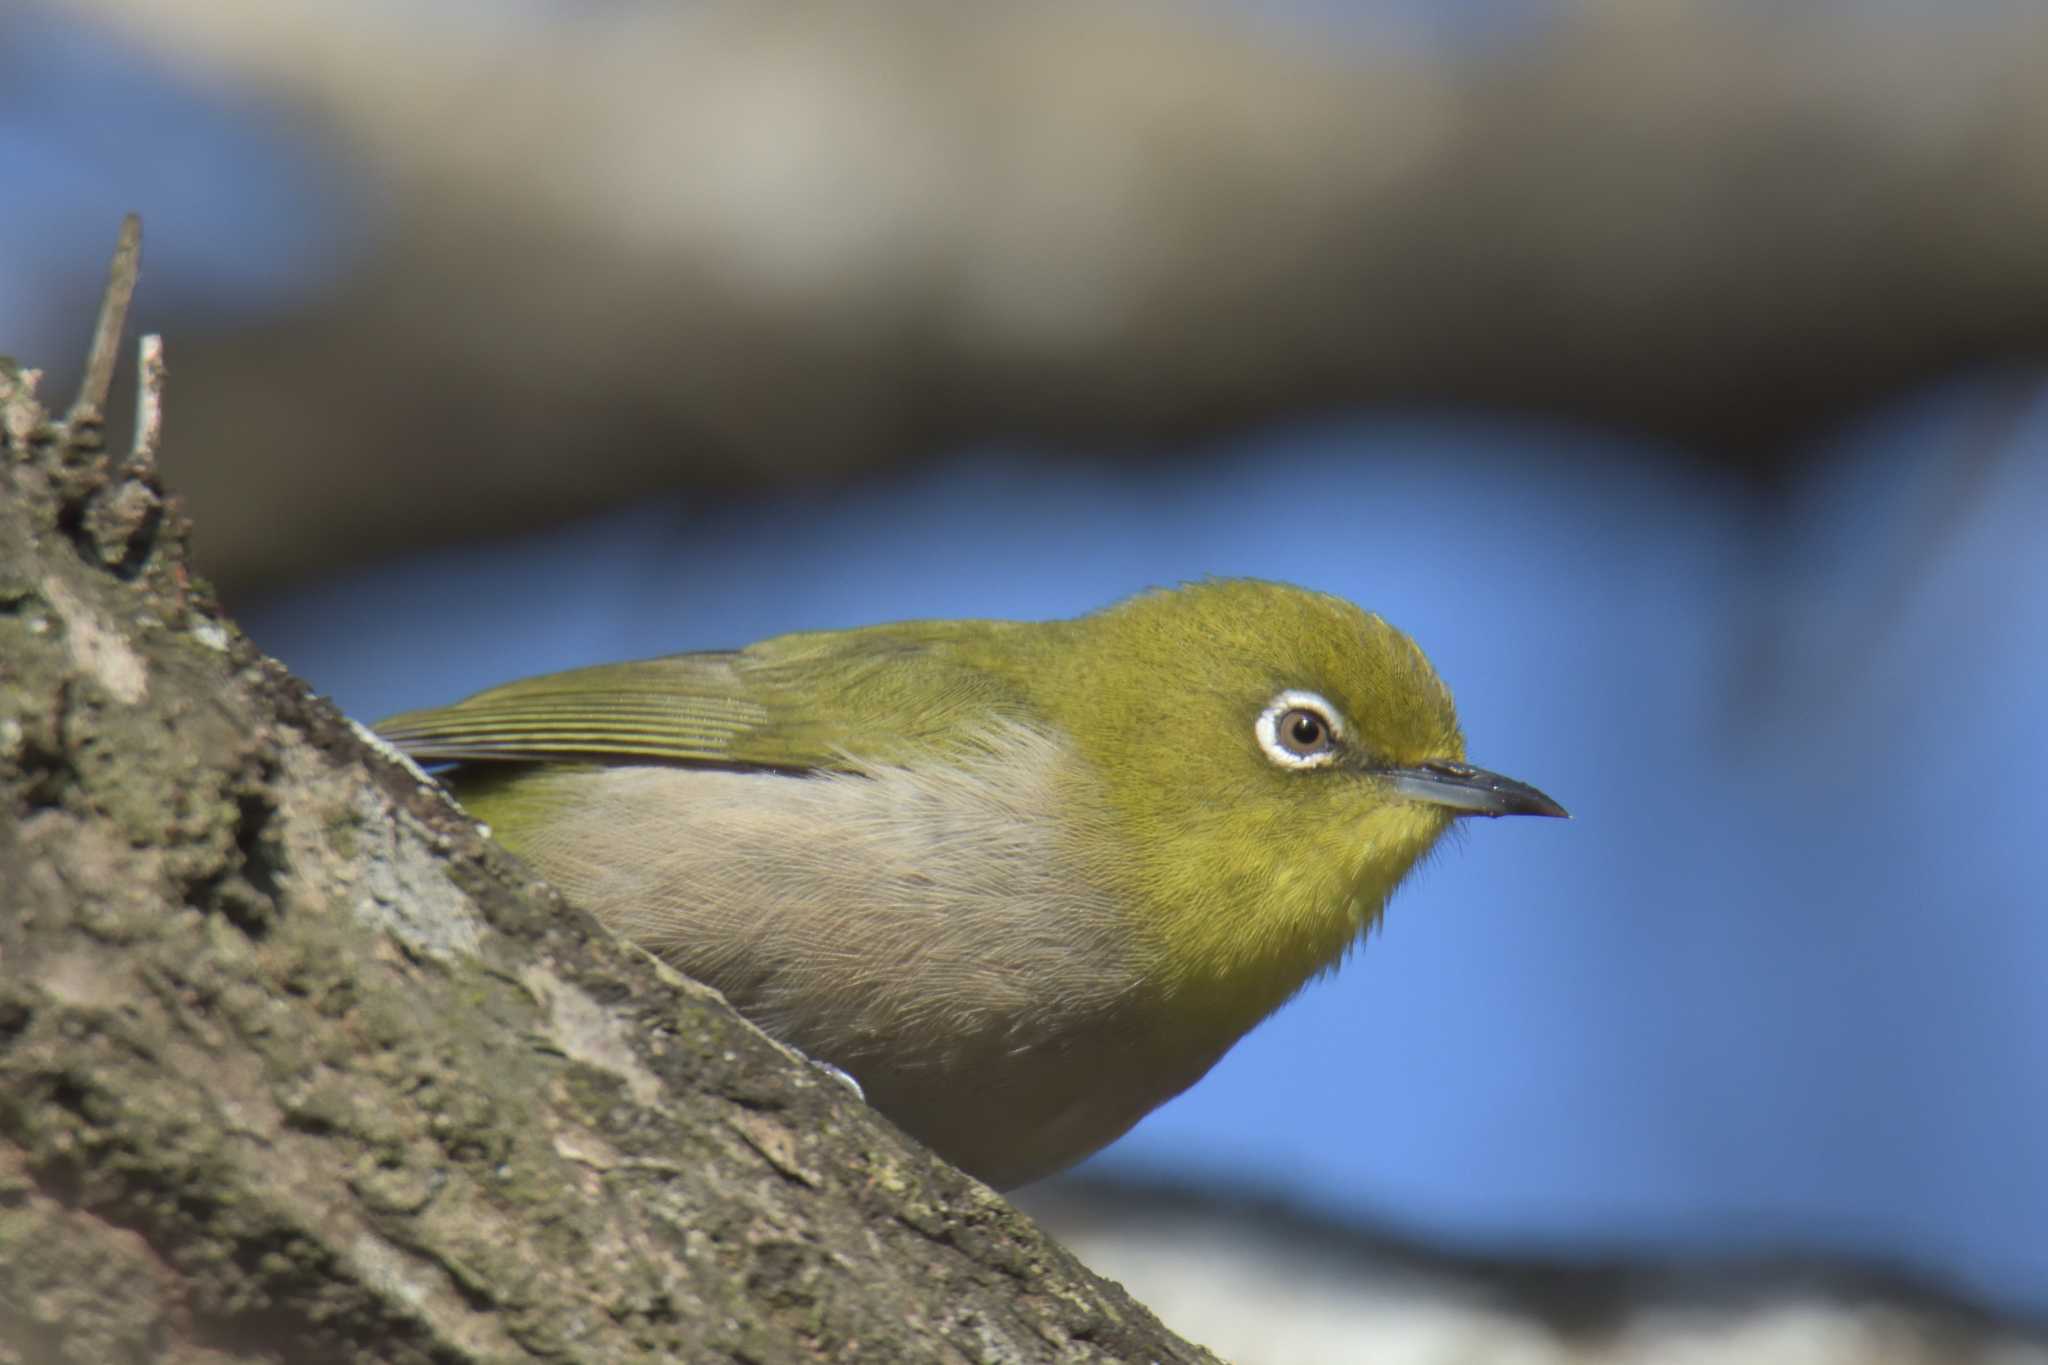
376,579,1564,1189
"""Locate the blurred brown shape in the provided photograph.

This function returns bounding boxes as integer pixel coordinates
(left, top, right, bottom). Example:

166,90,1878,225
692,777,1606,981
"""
49,0,2048,596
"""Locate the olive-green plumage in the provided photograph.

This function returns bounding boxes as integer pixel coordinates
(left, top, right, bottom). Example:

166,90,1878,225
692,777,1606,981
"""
376,579,1563,1188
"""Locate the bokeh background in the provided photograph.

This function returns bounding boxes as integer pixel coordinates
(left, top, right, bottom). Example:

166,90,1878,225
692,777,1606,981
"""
8,1,2047,1359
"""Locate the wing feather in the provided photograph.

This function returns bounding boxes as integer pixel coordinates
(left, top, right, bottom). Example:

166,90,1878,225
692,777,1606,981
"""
374,622,1033,773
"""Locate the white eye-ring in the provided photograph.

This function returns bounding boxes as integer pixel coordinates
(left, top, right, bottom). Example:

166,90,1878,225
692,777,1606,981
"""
1256,689,1346,769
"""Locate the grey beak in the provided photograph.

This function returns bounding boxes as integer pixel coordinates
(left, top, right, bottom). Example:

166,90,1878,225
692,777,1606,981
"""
1383,760,1569,819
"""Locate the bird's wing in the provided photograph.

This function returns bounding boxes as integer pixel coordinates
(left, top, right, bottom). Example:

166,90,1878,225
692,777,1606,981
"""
372,620,1031,774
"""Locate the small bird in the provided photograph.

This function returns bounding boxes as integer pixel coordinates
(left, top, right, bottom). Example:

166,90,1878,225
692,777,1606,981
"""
376,579,1564,1189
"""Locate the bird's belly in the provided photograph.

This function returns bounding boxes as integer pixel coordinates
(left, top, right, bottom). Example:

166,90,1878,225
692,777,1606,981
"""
840,1019,1222,1191
498,752,1181,1187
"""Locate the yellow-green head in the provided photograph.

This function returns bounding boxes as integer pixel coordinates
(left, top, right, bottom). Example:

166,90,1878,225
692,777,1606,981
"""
1022,579,1563,1045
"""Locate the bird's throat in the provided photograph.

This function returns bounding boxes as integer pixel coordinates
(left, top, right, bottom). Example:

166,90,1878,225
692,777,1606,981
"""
1135,802,1452,1048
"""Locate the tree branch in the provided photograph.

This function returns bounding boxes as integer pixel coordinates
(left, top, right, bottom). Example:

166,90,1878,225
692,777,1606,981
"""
49,1,2048,594
0,238,1215,1365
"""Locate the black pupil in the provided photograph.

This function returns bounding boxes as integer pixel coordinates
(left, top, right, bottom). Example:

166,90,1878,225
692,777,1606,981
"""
1287,711,1325,749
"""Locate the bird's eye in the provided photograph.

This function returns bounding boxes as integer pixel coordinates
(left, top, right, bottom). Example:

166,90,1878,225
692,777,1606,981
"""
1256,690,1345,769
1281,709,1327,753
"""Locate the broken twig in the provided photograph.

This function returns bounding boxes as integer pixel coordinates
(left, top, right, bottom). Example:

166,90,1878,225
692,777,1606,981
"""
70,213,143,426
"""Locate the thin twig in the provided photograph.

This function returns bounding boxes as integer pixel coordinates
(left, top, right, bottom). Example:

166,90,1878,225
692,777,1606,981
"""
70,214,143,425
132,335,166,468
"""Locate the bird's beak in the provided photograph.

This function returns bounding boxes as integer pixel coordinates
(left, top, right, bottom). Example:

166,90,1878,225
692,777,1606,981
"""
1382,760,1568,819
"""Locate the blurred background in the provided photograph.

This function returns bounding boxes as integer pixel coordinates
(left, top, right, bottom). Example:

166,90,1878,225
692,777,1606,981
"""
7,1,2047,1359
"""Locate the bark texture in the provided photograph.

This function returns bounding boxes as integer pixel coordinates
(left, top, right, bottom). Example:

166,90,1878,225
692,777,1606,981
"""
0,351,1214,1362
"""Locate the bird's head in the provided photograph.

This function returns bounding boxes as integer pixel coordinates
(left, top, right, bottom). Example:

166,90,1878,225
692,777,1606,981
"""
1035,579,1564,1033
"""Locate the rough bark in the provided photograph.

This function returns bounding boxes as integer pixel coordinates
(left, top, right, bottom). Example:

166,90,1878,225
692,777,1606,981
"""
0,283,1214,1361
